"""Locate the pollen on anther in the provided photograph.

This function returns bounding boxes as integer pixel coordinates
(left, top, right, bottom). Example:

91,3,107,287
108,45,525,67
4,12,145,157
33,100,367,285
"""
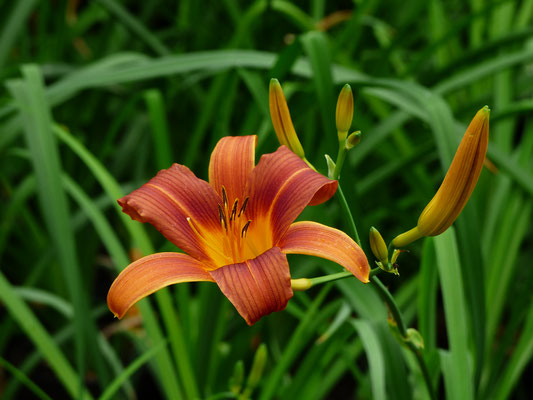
241,220,251,238
221,186,228,208
218,205,227,230
230,199,239,221
238,197,249,217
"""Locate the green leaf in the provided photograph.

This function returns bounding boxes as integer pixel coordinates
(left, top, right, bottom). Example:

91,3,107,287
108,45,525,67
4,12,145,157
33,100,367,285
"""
98,341,167,400
433,229,474,400
0,271,92,399
351,319,387,400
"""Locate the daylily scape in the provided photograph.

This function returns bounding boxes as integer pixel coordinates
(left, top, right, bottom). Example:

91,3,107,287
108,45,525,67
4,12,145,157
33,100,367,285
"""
108,135,369,325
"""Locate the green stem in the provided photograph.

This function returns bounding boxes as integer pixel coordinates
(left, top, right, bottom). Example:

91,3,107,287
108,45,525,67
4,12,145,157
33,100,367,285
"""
369,267,382,279
335,184,361,246
370,276,407,336
332,142,347,179
332,162,435,400
309,271,353,286
412,348,436,400
370,278,436,400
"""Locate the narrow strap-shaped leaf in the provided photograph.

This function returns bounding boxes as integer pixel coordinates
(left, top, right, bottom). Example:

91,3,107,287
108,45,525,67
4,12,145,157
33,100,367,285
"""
7,66,103,388
351,319,387,400
98,341,167,400
0,356,53,400
53,125,187,399
0,270,92,399
434,229,474,400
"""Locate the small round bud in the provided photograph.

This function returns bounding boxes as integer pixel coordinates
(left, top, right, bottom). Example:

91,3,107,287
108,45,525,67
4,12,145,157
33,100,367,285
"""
345,131,361,149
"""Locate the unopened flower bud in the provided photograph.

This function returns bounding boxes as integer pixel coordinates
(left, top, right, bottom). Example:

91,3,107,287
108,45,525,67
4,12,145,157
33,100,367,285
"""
345,131,361,149
406,328,424,350
229,360,244,394
369,227,388,265
269,79,305,159
244,344,267,395
291,278,312,291
336,84,354,141
393,106,490,247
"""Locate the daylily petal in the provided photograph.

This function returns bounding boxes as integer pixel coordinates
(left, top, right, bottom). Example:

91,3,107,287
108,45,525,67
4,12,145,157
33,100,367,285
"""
107,252,214,319
278,221,370,283
209,135,256,204
118,164,222,265
209,247,293,325
245,146,337,245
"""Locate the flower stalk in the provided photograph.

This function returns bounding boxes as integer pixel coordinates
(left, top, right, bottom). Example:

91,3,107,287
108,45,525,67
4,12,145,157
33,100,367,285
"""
328,95,437,399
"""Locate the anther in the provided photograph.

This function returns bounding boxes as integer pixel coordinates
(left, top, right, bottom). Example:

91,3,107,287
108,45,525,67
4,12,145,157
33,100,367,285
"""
221,186,228,208
218,205,227,231
230,199,239,221
238,197,249,217
241,220,252,238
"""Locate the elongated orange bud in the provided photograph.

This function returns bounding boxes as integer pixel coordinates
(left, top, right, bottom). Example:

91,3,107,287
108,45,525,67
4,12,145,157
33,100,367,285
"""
393,106,490,247
336,84,354,141
269,79,305,159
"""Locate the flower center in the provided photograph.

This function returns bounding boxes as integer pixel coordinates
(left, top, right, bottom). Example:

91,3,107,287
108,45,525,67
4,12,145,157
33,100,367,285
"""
187,186,263,268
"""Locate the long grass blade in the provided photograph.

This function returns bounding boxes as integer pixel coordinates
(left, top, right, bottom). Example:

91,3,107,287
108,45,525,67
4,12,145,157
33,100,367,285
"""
433,229,473,400
0,270,92,399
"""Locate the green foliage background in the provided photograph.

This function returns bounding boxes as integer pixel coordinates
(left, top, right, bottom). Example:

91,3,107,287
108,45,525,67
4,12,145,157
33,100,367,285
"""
1,0,532,399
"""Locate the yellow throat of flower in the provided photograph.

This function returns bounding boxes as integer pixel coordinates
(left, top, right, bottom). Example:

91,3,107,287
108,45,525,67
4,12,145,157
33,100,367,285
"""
187,187,270,268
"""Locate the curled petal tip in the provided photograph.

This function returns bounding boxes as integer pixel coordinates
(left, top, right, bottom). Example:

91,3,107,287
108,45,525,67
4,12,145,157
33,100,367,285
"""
107,253,213,320
279,221,370,284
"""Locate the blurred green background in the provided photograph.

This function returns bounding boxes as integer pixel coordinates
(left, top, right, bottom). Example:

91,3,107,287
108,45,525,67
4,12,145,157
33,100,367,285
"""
1,0,532,399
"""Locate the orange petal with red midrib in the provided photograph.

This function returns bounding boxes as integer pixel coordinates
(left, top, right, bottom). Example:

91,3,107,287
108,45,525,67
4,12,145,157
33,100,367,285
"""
245,146,337,244
210,247,293,325
209,136,256,204
108,252,214,318
118,163,222,265
278,221,370,283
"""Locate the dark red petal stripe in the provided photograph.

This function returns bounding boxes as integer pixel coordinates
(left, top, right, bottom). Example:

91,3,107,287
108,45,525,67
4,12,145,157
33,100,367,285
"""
209,247,293,325
208,135,256,204
107,252,214,319
118,163,222,264
245,146,337,244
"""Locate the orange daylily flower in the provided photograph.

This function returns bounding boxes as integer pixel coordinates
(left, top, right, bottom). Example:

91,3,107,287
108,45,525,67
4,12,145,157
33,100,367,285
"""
108,136,369,325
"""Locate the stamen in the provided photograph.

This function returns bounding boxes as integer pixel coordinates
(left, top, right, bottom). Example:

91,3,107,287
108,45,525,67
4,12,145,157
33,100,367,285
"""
230,199,239,221
241,220,252,238
221,186,228,208
218,205,227,231
238,197,249,217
